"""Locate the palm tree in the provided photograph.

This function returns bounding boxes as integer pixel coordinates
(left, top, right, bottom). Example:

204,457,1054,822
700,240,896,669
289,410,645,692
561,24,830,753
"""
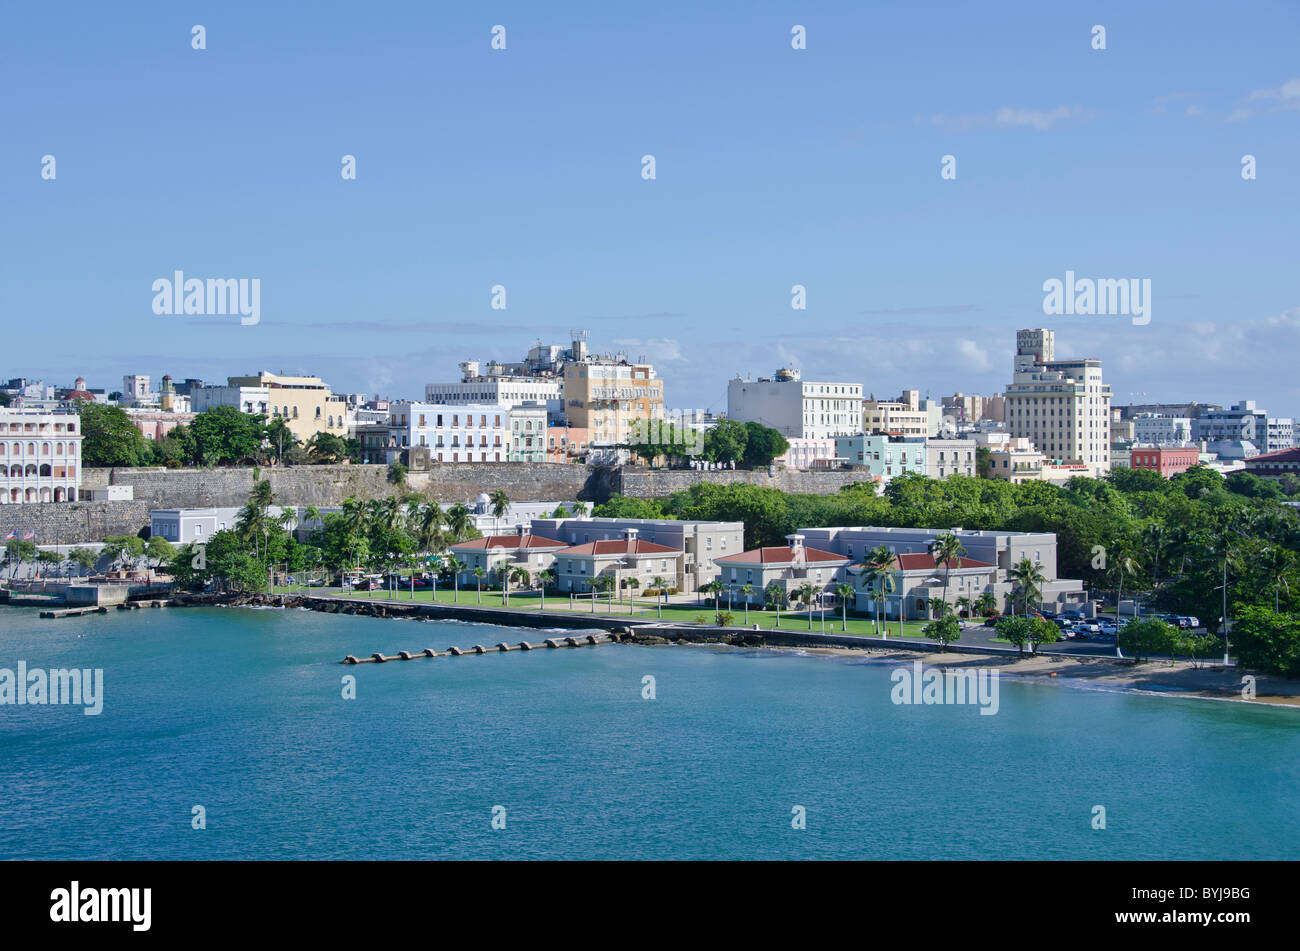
740,583,754,624
489,489,510,532
795,582,819,630
975,591,997,617
1008,556,1046,616
472,565,486,603
508,565,531,606
862,545,896,634
929,531,966,618
836,582,855,632
927,596,949,619
1264,546,1295,613
956,595,974,620
571,501,588,518
765,582,787,627
444,555,465,602
536,567,555,610
650,575,669,618
416,504,445,558
445,503,472,542
592,573,616,611
1111,544,1139,623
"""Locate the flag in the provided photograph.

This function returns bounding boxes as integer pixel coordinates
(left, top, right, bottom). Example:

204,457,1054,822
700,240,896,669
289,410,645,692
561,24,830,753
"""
1,531,15,542
22,531,35,541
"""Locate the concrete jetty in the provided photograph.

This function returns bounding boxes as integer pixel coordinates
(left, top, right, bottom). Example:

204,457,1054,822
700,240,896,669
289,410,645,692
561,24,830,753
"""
39,606,110,619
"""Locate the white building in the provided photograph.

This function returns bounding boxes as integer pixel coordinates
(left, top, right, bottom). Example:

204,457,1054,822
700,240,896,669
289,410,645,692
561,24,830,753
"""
1005,328,1112,476
727,368,863,440
0,409,84,504
387,401,509,463
862,392,942,438
1133,414,1192,446
120,375,156,407
925,438,977,478
192,384,271,417
424,377,564,421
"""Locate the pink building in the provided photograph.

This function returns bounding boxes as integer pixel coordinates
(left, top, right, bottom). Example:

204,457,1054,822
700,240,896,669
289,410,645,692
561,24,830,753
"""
126,409,196,442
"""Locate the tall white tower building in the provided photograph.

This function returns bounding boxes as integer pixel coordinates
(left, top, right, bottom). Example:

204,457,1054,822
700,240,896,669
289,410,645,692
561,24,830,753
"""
1005,329,1111,476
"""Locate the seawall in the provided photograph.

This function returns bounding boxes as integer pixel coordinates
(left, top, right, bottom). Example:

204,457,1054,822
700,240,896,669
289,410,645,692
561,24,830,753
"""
1,463,870,544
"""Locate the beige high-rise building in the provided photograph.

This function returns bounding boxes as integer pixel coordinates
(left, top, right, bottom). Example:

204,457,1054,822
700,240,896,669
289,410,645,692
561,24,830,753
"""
563,359,664,446
1005,329,1111,475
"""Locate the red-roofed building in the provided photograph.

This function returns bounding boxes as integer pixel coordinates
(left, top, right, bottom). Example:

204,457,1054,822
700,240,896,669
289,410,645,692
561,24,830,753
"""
553,528,685,593
448,527,569,587
713,534,852,605
1130,446,1200,478
1244,446,1300,481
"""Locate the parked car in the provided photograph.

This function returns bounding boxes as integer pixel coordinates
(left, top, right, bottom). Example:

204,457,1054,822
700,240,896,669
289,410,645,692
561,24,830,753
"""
1077,621,1101,634
1097,620,1118,636
982,615,1002,627
305,577,326,587
1185,616,1201,628
1052,617,1073,628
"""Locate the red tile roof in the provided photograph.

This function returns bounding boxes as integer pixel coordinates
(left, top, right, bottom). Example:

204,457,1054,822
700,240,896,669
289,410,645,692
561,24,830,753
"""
450,534,568,551
715,546,848,565
890,553,994,571
1246,447,1300,464
559,539,681,557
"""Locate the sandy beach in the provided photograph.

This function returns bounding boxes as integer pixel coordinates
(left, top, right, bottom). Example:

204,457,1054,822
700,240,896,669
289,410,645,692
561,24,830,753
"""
790,645,1300,708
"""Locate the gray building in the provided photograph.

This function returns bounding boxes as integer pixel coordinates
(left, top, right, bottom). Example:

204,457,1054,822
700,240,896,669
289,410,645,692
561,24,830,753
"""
797,525,1088,619
529,516,744,594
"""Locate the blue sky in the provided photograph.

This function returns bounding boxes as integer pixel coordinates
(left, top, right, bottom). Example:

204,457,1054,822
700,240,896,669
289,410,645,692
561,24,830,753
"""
3,1,1298,413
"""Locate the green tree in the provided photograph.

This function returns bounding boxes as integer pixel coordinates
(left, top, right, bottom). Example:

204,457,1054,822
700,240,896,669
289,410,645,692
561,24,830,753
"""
1117,617,1176,663
1232,606,1300,676
190,405,266,465
702,419,749,465
923,614,961,649
740,422,790,468
77,403,151,467
66,547,99,576
145,535,176,568
995,615,1033,656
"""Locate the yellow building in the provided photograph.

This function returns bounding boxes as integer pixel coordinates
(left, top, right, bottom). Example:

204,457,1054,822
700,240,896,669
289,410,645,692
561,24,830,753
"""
221,371,349,443
562,360,664,446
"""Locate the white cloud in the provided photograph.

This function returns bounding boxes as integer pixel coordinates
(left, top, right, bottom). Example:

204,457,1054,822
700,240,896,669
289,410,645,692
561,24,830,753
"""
924,105,1087,133
1248,77,1300,102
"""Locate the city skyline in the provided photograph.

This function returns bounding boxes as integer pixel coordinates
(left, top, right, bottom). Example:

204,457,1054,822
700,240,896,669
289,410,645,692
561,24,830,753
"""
5,1,1298,410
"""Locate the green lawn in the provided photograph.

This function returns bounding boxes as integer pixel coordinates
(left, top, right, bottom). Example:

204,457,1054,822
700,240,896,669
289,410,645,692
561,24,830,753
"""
267,584,933,638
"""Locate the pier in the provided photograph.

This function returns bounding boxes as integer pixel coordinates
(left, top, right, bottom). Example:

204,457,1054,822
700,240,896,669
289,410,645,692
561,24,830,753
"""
340,632,613,664
39,606,110,619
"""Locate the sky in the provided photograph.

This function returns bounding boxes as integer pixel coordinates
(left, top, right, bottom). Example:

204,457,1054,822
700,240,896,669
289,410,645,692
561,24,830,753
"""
3,1,1298,414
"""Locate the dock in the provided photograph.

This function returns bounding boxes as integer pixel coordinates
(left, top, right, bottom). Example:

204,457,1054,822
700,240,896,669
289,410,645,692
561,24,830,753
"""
341,632,614,664
39,606,110,619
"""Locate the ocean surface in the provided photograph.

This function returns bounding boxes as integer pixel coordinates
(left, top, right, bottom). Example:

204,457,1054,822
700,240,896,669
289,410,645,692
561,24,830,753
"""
1,605,1297,860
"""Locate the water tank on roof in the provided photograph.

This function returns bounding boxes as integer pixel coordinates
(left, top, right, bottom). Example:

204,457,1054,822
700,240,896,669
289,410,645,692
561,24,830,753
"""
476,492,491,513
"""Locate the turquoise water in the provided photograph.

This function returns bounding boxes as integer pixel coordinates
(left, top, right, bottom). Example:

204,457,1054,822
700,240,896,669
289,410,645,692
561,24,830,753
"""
1,605,1297,860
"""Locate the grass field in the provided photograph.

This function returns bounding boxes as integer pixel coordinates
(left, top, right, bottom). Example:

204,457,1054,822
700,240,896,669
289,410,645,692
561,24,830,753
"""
268,583,934,638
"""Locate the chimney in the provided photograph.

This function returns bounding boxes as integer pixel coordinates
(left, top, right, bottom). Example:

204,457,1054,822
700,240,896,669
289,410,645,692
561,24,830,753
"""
786,533,805,565
624,527,639,553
